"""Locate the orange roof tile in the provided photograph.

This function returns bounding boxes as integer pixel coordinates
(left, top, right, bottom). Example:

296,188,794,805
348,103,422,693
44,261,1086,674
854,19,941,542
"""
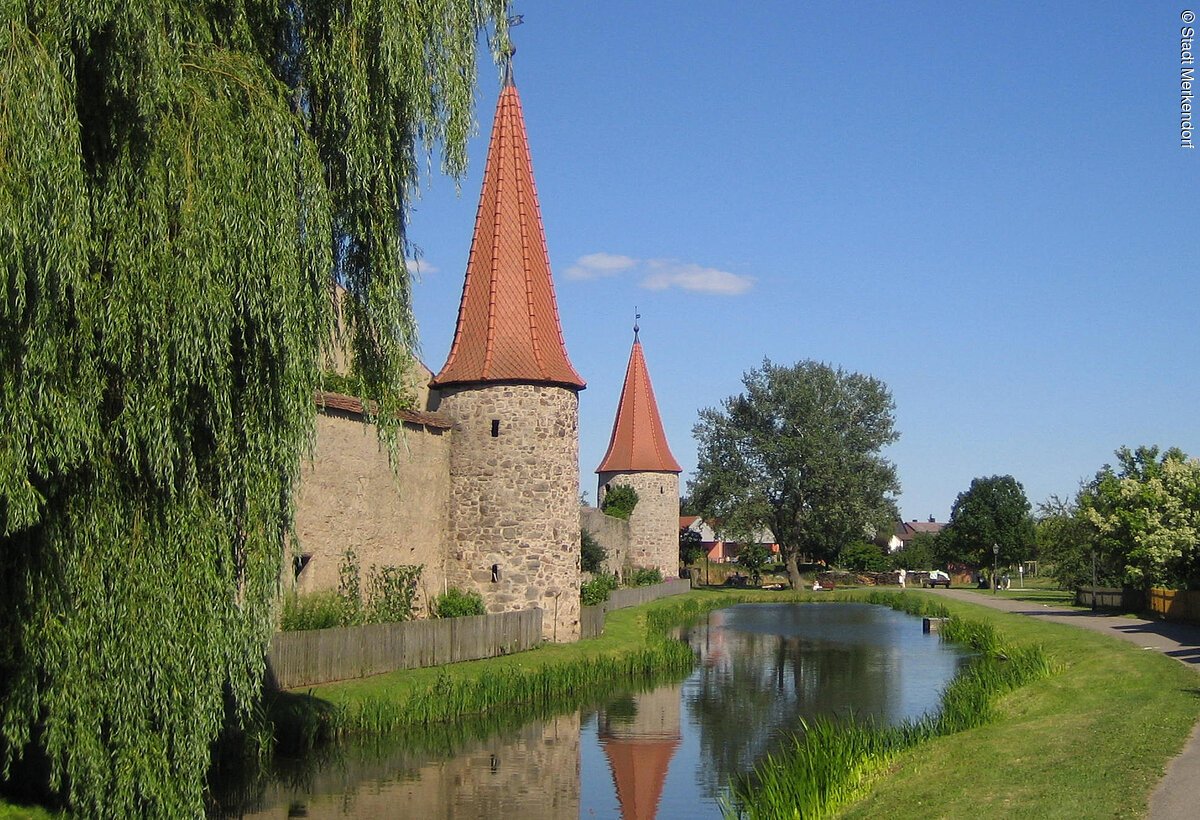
431,77,584,389
596,338,682,473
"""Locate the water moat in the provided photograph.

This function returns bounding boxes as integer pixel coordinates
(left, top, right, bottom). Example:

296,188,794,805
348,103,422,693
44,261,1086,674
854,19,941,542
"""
213,603,971,818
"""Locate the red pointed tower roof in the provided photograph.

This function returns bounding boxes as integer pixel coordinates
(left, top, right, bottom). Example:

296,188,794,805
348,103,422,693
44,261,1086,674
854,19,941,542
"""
431,67,584,390
596,330,682,473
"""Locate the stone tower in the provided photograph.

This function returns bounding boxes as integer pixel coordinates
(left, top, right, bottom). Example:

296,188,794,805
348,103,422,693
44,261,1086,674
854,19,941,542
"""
596,328,681,580
431,64,585,643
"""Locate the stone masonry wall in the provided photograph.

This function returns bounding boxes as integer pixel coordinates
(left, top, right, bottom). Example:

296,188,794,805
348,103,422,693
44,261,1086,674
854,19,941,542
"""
438,384,581,642
579,506,631,578
597,471,680,580
291,410,451,615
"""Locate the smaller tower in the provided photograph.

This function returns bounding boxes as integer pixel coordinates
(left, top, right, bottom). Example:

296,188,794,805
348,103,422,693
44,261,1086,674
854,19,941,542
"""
596,323,681,580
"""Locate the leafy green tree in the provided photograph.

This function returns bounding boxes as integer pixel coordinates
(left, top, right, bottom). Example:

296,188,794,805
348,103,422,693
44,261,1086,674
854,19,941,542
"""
839,540,890,572
0,3,508,815
581,528,606,574
940,476,1035,572
680,526,705,566
1035,494,1104,589
690,359,900,589
737,542,772,583
1079,446,1200,588
892,531,939,571
601,483,640,520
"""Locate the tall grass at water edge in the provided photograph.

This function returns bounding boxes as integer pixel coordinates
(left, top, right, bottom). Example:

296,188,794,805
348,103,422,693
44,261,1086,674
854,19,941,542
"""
263,596,729,754
729,591,1055,819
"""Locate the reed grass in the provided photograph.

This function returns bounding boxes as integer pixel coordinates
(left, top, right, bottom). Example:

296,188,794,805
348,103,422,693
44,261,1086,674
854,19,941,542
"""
265,595,707,753
729,592,1056,819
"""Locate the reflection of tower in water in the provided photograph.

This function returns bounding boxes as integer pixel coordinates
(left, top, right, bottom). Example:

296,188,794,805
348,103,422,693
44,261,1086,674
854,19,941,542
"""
599,683,683,820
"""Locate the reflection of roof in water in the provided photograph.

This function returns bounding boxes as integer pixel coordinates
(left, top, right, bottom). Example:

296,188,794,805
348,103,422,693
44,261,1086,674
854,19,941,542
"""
600,736,681,820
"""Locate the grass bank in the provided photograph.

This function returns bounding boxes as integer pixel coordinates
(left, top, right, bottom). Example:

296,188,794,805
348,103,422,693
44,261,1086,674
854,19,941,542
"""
730,591,1056,818
835,591,1199,820
268,589,777,751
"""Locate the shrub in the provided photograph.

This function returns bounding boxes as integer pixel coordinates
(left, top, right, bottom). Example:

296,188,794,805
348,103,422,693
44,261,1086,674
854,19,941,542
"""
680,526,705,565
280,591,349,632
432,587,487,618
280,548,422,628
839,540,890,572
364,563,423,623
601,484,639,520
629,566,663,587
581,528,606,573
581,573,619,606
737,542,772,583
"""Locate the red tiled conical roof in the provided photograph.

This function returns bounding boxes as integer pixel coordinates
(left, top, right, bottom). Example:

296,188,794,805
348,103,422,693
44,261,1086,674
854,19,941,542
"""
431,77,584,389
596,337,682,473
601,737,680,820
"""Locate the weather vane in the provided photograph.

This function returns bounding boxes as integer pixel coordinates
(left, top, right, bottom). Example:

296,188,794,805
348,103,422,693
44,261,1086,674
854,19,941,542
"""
502,14,523,85
634,307,641,341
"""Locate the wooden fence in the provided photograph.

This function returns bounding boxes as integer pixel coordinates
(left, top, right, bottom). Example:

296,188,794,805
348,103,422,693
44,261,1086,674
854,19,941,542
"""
267,608,542,690
579,578,692,639
1148,588,1200,622
1075,587,1145,611
1074,587,1200,624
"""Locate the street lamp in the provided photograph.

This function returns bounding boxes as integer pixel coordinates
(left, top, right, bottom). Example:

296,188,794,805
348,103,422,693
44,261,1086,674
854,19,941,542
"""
992,543,1000,595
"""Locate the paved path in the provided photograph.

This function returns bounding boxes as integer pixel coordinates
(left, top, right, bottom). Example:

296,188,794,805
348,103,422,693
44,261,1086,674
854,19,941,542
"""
933,588,1200,819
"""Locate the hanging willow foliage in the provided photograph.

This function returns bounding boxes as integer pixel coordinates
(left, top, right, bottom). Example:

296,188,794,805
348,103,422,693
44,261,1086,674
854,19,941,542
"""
0,1,507,815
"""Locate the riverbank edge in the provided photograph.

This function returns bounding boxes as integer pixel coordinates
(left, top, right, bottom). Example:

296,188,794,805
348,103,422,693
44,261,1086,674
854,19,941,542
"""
730,591,1056,818
279,587,1199,819
836,592,1200,820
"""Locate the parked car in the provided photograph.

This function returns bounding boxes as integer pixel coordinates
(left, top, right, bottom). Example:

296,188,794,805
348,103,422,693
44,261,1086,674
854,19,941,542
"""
925,570,951,588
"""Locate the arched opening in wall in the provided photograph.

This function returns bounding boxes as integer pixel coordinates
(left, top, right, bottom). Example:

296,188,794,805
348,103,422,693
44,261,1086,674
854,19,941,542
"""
491,563,501,583
293,554,312,580
491,419,500,438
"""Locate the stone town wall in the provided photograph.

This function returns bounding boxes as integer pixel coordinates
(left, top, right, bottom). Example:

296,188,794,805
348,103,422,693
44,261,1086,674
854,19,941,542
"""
291,409,451,616
580,506,631,578
438,383,581,642
597,471,680,580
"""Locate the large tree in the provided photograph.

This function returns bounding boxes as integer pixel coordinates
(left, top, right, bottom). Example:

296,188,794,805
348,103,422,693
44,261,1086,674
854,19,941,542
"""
939,475,1035,571
690,359,900,589
0,2,507,815
1078,446,1200,589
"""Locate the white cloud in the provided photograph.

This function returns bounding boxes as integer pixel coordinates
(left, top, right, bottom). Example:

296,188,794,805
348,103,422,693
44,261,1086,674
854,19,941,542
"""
565,252,638,280
405,257,438,275
640,260,754,295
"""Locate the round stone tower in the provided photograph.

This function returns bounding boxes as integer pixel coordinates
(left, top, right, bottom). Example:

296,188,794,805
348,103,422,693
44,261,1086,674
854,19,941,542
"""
596,327,682,580
431,66,585,642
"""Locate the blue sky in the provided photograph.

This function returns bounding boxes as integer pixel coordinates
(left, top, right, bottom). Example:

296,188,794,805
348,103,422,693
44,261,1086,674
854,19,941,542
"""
405,1,1198,522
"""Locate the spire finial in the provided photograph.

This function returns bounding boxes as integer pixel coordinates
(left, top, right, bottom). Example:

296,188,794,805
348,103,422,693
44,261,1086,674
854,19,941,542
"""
502,14,524,87
633,307,640,342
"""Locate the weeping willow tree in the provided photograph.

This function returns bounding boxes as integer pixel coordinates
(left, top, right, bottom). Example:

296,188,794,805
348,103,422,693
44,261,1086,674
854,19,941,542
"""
0,1,507,814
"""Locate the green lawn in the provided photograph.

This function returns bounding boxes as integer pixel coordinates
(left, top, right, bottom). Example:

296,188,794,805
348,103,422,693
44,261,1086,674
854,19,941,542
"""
840,592,1199,819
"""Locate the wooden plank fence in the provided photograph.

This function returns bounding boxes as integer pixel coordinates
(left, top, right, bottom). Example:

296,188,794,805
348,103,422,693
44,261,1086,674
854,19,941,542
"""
1148,588,1200,622
267,608,542,690
579,578,691,639
1074,587,1145,611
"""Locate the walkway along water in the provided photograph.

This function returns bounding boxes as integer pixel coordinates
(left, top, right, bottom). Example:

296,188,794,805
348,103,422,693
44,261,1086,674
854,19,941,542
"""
932,588,1200,820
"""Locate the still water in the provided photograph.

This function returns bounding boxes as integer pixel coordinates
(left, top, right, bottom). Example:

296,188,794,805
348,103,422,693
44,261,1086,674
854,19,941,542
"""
214,603,970,819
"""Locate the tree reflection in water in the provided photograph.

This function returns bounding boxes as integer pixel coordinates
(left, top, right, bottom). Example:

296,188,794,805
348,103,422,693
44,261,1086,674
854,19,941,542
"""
683,603,962,798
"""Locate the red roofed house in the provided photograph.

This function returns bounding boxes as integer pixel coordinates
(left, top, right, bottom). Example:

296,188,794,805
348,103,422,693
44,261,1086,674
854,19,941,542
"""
884,517,945,553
